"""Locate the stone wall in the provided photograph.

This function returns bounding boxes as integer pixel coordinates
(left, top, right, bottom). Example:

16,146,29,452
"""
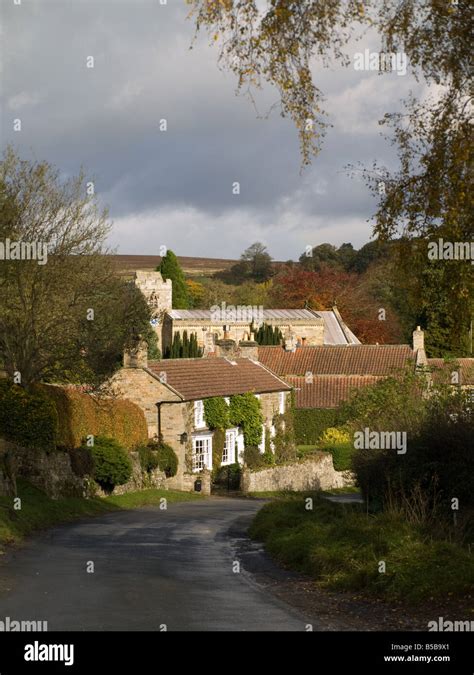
165,469,211,496
240,452,355,493
92,451,166,497
0,439,167,500
110,367,180,437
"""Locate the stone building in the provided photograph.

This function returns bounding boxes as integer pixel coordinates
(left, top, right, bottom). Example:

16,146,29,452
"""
111,343,291,491
132,269,360,354
133,270,172,350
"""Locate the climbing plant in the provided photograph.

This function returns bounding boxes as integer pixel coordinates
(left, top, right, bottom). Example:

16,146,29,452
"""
203,397,230,430
229,393,263,447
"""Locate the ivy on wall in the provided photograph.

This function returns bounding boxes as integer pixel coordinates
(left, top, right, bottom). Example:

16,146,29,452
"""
203,397,230,430
272,405,297,464
229,393,263,447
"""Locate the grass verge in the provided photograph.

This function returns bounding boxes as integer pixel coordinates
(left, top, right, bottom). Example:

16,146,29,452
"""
249,493,474,604
0,480,202,548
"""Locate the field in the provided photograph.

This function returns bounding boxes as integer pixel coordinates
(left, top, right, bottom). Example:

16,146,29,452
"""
110,254,238,278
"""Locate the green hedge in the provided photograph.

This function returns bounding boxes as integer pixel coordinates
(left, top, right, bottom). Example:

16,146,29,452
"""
83,436,132,493
0,381,58,452
294,408,342,445
146,440,178,478
40,385,148,450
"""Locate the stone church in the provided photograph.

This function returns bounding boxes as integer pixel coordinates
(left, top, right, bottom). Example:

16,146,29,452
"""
133,269,360,354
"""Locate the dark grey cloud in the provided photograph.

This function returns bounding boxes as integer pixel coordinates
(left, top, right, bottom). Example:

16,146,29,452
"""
1,0,421,260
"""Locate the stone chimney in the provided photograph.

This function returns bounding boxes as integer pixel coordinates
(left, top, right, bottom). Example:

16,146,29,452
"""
215,339,238,359
123,339,148,368
239,339,259,361
284,328,297,352
412,326,427,367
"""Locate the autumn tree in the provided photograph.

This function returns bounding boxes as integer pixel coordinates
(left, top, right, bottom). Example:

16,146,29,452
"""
0,148,151,388
191,0,472,354
190,0,471,165
270,263,403,343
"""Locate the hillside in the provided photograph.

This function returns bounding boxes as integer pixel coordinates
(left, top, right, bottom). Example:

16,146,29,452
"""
110,254,238,278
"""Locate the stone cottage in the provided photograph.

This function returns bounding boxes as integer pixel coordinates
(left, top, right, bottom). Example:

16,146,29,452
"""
111,342,291,491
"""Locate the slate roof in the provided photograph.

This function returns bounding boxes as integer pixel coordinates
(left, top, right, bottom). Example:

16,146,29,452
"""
147,358,291,400
258,344,414,377
166,308,360,345
316,310,360,345
287,375,382,409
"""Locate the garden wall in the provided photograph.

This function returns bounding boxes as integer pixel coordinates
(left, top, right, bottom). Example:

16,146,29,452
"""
0,439,166,499
240,452,354,493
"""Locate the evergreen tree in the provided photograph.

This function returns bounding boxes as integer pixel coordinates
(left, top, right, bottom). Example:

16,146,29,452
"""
157,250,189,309
182,330,189,358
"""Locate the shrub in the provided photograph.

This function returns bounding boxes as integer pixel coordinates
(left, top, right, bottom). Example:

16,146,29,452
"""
243,445,268,470
69,446,94,478
350,379,474,524
85,436,133,493
138,445,160,473
211,428,226,476
0,381,58,452
40,385,148,450
147,441,178,478
229,393,263,447
293,408,341,444
319,427,350,446
273,409,297,464
213,463,242,490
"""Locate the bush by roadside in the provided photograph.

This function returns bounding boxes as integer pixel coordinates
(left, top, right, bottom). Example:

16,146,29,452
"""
249,494,474,604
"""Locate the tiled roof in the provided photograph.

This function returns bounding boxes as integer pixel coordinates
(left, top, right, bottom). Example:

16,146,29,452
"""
147,358,291,400
287,375,381,409
427,358,474,386
258,344,414,376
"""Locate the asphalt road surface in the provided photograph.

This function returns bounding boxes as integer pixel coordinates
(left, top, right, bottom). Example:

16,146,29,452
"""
0,497,314,631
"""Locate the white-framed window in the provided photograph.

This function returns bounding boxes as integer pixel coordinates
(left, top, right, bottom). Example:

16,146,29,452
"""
224,397,230,405
236,430,245,464
222,428,237,465
279,392,286,415
258,425,265,453
194,399,205,429
192,435,212,472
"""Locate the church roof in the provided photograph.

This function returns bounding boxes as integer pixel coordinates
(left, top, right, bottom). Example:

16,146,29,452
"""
166,308,360,345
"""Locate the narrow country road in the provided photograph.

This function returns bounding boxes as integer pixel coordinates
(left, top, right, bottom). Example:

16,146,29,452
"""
0,497,315,631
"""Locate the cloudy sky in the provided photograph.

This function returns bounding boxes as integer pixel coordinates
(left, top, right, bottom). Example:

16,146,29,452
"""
1,0,421,260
